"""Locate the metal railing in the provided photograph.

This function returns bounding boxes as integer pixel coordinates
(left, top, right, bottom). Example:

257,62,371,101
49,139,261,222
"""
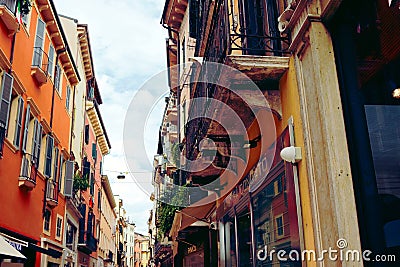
19,153,37,183
32,47,50,75
0,0,16,13
195,0,290,62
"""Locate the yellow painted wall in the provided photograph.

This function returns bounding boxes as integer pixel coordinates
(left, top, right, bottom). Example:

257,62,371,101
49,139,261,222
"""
279,57,316,266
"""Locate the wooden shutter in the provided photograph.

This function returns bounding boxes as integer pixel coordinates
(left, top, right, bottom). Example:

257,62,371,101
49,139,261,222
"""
13,97,24,148
66,86,70,111
32,122,43,168
21,104,30,152
0,72,14,129
64,160,74,197
58,154,64,191
44,135,54,177
53,147,59,180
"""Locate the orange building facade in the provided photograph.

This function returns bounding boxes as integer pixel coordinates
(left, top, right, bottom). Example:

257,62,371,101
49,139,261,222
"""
0,1,111,267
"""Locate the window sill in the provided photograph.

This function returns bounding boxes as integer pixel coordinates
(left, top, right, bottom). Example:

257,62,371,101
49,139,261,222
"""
4,138,18,154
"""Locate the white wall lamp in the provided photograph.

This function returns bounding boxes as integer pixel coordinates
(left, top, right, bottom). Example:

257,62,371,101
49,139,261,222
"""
280,146,302,163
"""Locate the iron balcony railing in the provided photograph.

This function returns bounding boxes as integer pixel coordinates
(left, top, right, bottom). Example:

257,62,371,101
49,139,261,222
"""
0,0,16,13
86,233,97,252
32,47,50,76
46,179,59,203
20,153,38,183
194,0,290,63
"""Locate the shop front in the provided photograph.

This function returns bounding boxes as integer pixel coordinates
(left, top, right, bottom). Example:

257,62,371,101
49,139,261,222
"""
217,127,302,267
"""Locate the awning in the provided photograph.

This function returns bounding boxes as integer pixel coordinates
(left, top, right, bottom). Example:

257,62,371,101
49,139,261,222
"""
0,235,26,260
170,192,227,238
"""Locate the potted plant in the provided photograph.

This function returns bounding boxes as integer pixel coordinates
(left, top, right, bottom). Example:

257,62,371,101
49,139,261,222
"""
73,172,89,192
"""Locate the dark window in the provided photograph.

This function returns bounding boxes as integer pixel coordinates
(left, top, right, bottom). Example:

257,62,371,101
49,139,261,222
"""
92,143,97,160
66,222,77,249
44,209,51,232
90,173,95,195
189,0,200,39
56,217,62,238
276,215,284,237
84,125,89,144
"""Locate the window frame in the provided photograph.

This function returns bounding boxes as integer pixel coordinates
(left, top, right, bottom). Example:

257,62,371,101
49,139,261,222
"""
43,209,51,234
55,214,63,241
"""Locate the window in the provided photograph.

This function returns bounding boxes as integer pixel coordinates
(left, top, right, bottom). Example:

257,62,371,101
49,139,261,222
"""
21,104,30,153
92,143,97,160
21,6,32,30
43,209,51,233
54,64,62,94
66,221,77,249
31,119,42,168
48,45,55,78
90,173,94,195
0,73,13,154
273,175,283,196
33,18,45,67
53,147,59,181
12,96,24,149
97,190,101,211
66,85,71,111
84,125,89,144
275,215,284,238
44,135,54,178
56,215,63,240
58,155,64,191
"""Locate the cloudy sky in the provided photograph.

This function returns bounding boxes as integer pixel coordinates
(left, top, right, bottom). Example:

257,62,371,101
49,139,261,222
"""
53,0,168,234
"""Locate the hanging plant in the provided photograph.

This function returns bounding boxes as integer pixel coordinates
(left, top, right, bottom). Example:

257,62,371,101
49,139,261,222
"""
19,0,32,16
73,172,89,192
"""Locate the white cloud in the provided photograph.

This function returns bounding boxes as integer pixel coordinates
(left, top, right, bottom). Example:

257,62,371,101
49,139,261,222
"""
54,0,167,234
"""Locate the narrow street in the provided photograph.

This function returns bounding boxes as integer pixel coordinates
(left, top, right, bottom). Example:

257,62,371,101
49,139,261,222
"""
0,0,399,267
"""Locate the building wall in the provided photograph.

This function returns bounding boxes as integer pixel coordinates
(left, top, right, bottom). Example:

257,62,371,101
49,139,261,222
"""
0,1,79,267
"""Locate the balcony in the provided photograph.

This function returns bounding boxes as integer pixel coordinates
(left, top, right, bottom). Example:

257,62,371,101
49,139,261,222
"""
78,232,97,254
194,0,290,82
104,250,114,262
31,47,49,86
0,0,19,36
46,180,58,208
18,154,37,190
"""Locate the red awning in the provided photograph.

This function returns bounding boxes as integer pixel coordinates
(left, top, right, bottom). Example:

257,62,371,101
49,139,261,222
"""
170,192,227,238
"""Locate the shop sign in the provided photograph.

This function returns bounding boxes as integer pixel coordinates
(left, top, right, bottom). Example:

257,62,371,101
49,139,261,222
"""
187,245,197,254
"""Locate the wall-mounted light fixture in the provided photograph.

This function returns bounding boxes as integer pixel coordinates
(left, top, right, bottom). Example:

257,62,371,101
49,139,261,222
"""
280,146,302,163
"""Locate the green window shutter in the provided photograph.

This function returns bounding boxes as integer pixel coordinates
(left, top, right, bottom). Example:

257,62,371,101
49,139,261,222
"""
0,72,14,130
13,97,24,148
58,155,64,191
44,135,53,177
21,104,30,152
64,160,74,197
53,147,59,181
